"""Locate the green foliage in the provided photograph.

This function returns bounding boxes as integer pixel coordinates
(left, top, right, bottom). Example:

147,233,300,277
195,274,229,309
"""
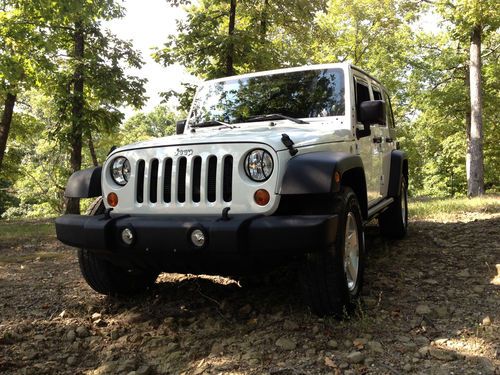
119,105,177,145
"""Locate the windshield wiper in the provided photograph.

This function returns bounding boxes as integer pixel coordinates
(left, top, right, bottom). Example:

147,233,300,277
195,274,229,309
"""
191,120,230,128
245,113,309,124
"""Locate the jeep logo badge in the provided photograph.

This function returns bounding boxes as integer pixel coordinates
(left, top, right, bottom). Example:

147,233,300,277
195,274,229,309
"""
174,148,193,156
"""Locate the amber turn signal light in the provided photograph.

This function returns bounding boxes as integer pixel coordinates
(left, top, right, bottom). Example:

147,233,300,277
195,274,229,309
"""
254,189,270,206
107,192,118,207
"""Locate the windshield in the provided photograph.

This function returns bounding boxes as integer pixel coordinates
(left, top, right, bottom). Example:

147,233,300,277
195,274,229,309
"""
188,68,345,126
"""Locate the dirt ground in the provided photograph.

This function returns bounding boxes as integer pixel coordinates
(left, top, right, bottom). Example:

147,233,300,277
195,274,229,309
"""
0,211,499,375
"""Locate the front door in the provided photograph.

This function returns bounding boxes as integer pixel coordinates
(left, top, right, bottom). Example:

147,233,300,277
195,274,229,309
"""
353,76,381,204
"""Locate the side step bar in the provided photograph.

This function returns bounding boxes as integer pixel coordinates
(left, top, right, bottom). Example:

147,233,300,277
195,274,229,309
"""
367,197,394,220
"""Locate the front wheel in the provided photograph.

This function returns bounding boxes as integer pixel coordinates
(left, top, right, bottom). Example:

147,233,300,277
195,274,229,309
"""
300,187,365,317
78,198,158,296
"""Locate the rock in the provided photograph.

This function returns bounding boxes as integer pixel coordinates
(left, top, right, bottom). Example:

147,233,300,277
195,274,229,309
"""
365,357,374,366
353,338,368,347
478,357,495,375
416,304,431,315
457,269,470,278
66,330,76,342
93,361,119,374
339,362,349,369
344,370,356,375
428,346,456,361
283,320,299,330
482,316,492,326
110,329,122,340
34,334,45,341
398,335,411,343
344,339,352,348
91,312,102,320
417,346,429,358
275,337,296,350
327,339,338,349
346,351,365,364
211,342,224,355
94,319,107,327
434,306,448,318
76,326,89,338
127,372,137,375
67,356,77,365
403,363,412,372
367,341,383,353
473,285,484,293
414,336,429,346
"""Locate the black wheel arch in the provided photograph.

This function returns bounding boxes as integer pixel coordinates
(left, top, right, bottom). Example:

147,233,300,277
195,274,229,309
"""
387,150,408,198
279,152,368,219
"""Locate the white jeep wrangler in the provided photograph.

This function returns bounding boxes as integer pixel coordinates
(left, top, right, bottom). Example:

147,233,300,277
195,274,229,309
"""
56,63,408,316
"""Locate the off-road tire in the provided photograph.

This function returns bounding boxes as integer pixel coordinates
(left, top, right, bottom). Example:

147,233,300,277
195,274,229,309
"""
300,187,365,317
78,197,158,296
379,177,408,239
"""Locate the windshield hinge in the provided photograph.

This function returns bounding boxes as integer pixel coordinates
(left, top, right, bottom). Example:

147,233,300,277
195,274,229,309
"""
281,134,298,156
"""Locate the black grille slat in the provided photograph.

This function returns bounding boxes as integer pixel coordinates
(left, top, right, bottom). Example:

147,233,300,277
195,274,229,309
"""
149,159,159,203
192,156,202,203
136,160,145,203
163,158,172,203
207,156,217,202
177,157,187,203
223,156,233,202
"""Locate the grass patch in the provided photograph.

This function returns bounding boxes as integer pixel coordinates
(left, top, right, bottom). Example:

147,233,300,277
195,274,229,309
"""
0,251,65,265
0,219,55,243
409,195,500,221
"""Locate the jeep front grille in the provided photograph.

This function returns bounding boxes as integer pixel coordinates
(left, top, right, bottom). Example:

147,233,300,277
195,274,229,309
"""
135,155,233,204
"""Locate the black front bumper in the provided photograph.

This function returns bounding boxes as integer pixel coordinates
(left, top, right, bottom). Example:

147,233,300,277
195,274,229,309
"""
55,213,338,256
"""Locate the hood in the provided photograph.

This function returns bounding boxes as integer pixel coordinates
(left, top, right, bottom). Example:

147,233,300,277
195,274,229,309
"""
112,120,353,155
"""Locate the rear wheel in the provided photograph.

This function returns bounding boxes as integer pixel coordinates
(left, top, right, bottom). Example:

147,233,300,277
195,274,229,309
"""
379,176,408,238
300,187,365,317
78,198,158,296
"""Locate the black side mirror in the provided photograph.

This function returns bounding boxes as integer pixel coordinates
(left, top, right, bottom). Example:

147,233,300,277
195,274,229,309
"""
176,119,187,135
359,100,386,126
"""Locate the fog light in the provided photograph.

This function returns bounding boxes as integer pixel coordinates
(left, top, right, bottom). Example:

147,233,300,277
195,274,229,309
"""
191,229,205,247
254,189,270,206
121,228,134,245
107,192,118,207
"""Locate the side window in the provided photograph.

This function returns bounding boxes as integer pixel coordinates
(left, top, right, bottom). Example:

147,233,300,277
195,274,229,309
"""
354,78,370,122
383,91,395,128
372,87,382,101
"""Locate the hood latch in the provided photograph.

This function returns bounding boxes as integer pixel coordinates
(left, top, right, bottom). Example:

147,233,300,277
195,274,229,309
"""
281,134,298,156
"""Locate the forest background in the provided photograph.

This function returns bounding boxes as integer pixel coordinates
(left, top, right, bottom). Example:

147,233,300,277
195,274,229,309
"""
0,0,498,218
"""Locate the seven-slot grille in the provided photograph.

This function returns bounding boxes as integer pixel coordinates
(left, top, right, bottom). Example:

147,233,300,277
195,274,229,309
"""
135,155,233,205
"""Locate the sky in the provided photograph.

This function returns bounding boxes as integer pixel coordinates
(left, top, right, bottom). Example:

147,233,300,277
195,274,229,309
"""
105,0,194,117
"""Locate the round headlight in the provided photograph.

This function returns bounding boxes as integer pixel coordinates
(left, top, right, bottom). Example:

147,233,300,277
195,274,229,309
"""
111,157,131,186
245,149,274,181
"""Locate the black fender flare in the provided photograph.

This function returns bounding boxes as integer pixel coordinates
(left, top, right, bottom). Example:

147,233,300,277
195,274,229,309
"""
387,150,408,197
64,166,102,198
280,152,368,217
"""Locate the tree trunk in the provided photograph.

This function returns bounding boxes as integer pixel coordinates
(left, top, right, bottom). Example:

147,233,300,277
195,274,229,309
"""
65,21,85,214
226,0,236,76
260,0,268,42
88,132,98,167
467,25,484,197
0,92,16,171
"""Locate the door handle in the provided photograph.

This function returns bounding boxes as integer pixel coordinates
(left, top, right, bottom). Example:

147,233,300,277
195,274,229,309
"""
372,136,382,144
385,137,393,143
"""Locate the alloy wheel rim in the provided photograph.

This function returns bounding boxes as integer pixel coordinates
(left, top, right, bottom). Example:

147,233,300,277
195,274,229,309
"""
343,212,360,292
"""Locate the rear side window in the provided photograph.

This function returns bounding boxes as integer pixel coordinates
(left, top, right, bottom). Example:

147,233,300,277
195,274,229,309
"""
354,78,370,121
373,88,382,101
